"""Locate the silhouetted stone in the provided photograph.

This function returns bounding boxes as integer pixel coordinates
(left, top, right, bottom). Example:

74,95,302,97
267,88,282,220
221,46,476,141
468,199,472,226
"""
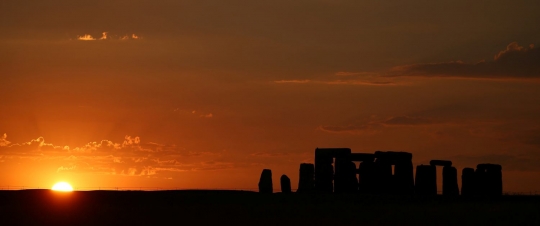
335,159,359,193
395,159,414,195
258,169,273,193
442,166,459,196
349,153,375,162
347,161,359,192
415,164,437,195
461,168,476,196
349,153,375,193
314,148,351,193
358,161,377,194
374,160,393,194
476,164,503,196
297,163,315,193
429,160,452,167
280,175,292,193
374,151,414,195
427,159,458,195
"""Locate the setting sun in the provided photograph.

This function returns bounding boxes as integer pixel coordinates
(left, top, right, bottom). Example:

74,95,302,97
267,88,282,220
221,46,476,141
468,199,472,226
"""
51,182,74,192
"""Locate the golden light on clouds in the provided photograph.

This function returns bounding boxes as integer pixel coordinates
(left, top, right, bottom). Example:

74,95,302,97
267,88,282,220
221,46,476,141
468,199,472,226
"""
77,34,96,41
99,32,108,40
77,32,140,41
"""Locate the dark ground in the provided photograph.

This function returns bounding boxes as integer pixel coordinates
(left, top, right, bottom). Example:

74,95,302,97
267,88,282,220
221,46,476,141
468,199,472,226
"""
0,190,539,225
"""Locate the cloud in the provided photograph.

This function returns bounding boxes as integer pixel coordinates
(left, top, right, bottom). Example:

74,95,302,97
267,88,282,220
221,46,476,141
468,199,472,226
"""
274,78,399,86
334,71,378,76
174,109,214,119
200,113,213,118
386,42,540,79
0,134,232,177
318,124,379,134
77,32,141,41
251,152,289,157
0,133,10,146
381,116,435,126
190,161,237,171
274,80,311,84
273,69,403,86
318,115,455,134
77,34,96,41
322,80,397,86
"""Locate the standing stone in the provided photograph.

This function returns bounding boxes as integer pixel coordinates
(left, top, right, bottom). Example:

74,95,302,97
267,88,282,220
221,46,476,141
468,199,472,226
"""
461,168,476,196
280,175,292,193
488,164,503,196
314,152,333,193
358,161,377,194
477,164,503,196
297,163,315,192
314,148,351,193
395,158,414,195
415,164,437,195
335,159,359,193
374,151,414,195
346,161,359,193
475,165,488,195
442,166,459,196
258,169,273,193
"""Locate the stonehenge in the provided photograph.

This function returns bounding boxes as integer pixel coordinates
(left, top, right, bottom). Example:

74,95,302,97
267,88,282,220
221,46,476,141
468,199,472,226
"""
461,167,476,196
314,148,414,195
259,148,503,196
427,160,459,196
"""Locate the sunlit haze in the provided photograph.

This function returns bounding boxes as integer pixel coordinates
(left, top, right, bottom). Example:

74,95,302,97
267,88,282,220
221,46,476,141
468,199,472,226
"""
1,0,540,193
51,182,73,192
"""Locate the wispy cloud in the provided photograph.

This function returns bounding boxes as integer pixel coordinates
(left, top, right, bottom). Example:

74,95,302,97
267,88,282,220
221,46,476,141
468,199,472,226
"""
77,34,96,41
277,42,540,85
250,152,290,157
174,108,214,118
273,77,399,86
385,42,540,79
0,134,232,177
318,115,458,134
274,79,311,84
77,32,141,41
0,133,10,146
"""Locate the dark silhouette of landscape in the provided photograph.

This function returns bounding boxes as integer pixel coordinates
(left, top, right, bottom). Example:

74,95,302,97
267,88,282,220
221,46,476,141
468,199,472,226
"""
1,148,539,225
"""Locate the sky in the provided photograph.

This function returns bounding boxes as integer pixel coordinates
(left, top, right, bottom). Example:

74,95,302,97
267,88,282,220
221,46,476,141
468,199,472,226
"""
1,0,540,193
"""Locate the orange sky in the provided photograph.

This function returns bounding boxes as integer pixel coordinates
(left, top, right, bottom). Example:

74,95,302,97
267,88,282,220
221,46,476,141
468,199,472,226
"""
1,0,540,192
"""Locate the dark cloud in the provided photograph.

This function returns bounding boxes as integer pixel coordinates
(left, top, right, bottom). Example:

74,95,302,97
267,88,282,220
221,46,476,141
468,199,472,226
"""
274,73,400,86
319,115,439,134
250,152,290,157
381,116,435,126
386,42,540,79
515,128,540,147
318,124,378,134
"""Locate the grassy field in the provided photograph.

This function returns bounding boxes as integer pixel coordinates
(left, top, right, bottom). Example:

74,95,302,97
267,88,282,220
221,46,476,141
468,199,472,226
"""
0,190,538,225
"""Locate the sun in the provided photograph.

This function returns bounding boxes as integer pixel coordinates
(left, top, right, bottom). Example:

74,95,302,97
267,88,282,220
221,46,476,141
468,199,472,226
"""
51,182,74,192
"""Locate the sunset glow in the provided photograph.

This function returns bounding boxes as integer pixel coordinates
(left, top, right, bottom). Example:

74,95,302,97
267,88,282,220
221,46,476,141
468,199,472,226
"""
51,182,73,192
77,34,95,41
1,1,540,194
